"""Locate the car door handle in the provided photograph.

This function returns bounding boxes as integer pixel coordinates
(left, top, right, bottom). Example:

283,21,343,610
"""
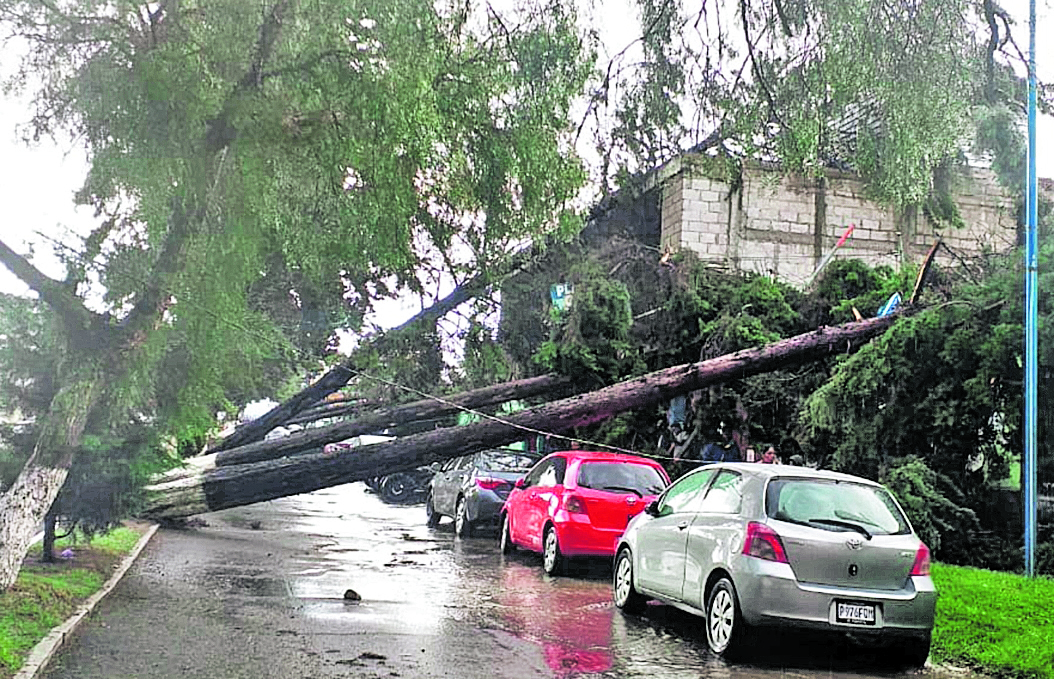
677,520,690,530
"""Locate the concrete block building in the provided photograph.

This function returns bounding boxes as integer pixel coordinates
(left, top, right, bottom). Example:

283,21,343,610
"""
599,153,1022,288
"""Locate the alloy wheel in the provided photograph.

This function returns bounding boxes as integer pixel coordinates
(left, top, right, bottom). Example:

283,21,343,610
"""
708,588,735,651
455,498,471,538
542,528,562,574
614,554,633,606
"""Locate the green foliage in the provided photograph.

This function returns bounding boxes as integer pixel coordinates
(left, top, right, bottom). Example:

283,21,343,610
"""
699,275,800,356
881,457,979,555
1,0,592,444
534,261,640,386
53,430,174,537
585,0,1040,210
458,319,513,389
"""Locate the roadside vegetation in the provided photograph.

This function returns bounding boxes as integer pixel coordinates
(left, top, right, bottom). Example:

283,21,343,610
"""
0,526,143,679
931,563,1054,679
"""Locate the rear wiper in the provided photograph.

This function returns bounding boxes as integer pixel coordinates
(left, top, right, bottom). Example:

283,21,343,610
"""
807,518,872,540
602,485,643,497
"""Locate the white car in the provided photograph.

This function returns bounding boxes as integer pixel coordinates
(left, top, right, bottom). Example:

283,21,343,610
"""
612,463,937,667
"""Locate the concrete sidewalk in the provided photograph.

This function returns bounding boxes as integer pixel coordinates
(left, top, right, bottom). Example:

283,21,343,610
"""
15,524,159,679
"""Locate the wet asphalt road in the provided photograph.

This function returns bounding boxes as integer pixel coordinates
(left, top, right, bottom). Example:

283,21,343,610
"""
43,483,948,679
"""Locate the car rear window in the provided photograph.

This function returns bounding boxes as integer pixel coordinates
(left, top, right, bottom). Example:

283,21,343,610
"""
576,461,667,496
766,478,910,536
480,451,540,472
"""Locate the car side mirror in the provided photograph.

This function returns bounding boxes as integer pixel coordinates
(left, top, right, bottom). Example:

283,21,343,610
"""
645,500,660,517
514,478,527,489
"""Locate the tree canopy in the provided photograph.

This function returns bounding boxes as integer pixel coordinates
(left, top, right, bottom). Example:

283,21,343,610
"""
0,0,593,588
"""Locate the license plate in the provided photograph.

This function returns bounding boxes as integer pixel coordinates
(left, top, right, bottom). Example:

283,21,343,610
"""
836,602,876,625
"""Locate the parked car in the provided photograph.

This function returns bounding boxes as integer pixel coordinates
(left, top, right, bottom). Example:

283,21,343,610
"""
377,465,439,505
612,463,936,667
499,450,670,575
427,448,542,537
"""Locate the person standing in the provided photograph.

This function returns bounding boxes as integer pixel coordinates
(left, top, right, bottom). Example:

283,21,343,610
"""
759,445,781,464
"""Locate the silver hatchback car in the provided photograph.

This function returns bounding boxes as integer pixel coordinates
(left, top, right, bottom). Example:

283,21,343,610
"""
613,463,936,667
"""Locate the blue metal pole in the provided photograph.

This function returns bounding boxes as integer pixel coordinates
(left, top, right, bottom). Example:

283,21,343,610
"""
1024,0,1038,578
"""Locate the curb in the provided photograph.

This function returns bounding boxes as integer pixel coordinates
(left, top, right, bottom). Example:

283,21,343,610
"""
13,523,160,679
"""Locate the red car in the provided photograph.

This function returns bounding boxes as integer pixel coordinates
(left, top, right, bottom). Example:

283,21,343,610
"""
499,450,670,575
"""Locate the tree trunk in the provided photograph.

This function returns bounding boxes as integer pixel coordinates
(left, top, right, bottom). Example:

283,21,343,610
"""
142,315,897,518
167,373,573,481
41,508,58,563
0,370,102,589
210,250,540,452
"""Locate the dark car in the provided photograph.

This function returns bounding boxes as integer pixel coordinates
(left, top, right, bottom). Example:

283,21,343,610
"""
426,448,542,537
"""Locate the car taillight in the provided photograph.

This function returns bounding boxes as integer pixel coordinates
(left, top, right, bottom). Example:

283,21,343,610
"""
742,522,789,563
475,477,507,491
564,495,586,513
910,543,931,576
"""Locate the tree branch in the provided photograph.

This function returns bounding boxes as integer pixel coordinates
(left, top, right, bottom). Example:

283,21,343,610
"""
0,237,101,336
209,245,541,451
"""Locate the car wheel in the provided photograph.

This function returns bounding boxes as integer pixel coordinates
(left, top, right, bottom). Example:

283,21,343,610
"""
425,493,441,528
705,577,751,660
542,526,564,575
380,473,414,504
454,497,473,538
613,548,647,614
897,632,931,669
499,513,516,554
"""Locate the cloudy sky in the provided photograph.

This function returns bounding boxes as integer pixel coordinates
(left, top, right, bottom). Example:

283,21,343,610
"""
2,0,1052,307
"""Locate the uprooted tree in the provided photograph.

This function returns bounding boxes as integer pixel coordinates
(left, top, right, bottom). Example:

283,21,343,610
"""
142,314,899,518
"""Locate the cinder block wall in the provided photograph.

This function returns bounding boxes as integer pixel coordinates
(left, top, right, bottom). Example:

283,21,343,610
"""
659,155,1020,287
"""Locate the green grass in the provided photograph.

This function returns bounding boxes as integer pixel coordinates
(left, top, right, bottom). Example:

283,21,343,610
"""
931,562,1054,679
0,525,145,678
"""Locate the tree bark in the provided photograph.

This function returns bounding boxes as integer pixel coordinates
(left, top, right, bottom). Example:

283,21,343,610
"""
142,314,898,518
41,508,58,563
0,370,103,588
165,374,574,482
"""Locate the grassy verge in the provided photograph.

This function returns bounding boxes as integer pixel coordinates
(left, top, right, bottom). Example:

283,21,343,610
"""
931,562,1054,679
0,523,149,679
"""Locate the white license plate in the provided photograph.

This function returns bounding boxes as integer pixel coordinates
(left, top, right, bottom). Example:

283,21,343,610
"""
836,602,876,625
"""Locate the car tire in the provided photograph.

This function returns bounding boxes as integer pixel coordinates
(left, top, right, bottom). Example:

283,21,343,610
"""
454,497,473,538
705,577,751,660
542,526,565,575
379,473,415,504
612,548,647,614
499,513,516,554
425,493,441,528
897,632,931,669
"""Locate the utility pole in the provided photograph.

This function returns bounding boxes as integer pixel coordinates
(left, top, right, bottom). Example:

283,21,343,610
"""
1023,0,1039,578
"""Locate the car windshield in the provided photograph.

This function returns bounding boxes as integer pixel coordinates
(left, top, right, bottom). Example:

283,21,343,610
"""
576,461,667,496
480,451,541,473
766,478,911,536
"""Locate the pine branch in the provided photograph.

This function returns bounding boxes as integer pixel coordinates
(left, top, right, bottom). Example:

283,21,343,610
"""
0,237,101,337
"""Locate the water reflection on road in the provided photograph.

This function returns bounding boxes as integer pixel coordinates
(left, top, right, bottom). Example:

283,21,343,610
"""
245,482,925,679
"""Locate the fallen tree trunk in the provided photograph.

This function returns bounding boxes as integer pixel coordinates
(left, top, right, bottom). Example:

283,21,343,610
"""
211,251,539,452
142,314,898,518
166,373,573,479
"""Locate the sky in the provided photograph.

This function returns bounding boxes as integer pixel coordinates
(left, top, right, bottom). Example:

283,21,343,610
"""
2,0,1053,316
